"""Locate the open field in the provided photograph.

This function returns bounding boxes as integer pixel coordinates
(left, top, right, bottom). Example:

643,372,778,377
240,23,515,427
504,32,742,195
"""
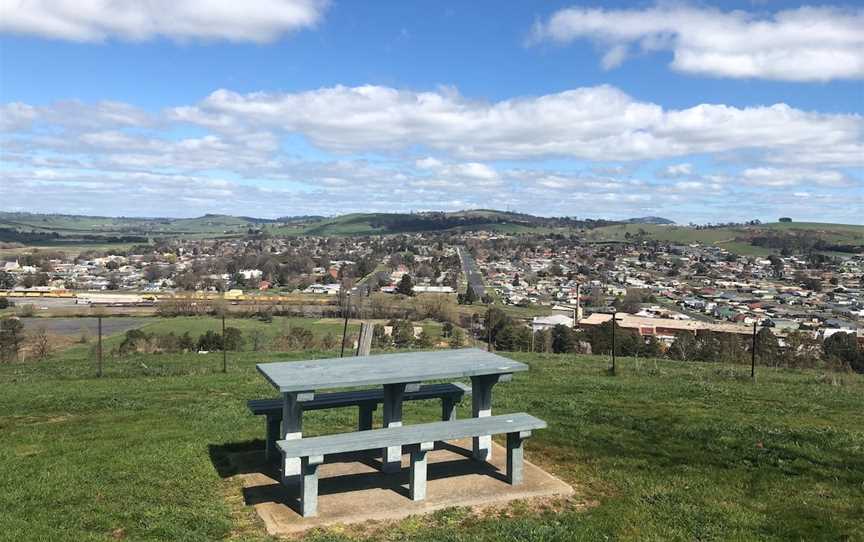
0,242,142,258
0,338,861,541
587,221,864,256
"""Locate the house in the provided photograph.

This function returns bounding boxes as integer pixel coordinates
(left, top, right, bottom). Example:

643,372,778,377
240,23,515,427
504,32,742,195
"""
531,314,574,333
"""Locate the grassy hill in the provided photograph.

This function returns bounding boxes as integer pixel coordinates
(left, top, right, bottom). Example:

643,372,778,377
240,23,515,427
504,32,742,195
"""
587,221,864,256
2,211,861,255
0,212,261,243
1,320,861,541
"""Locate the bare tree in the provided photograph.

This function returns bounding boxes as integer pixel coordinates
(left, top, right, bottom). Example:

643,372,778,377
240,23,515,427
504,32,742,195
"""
31,327,52,360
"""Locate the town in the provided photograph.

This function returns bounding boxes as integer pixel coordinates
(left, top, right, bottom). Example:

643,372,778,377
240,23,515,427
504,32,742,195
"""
2,224,861,368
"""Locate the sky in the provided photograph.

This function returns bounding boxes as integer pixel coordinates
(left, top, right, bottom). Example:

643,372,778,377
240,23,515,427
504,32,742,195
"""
0,0,862,224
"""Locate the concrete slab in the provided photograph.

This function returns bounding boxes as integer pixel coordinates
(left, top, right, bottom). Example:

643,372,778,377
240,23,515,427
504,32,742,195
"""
229,438,574,536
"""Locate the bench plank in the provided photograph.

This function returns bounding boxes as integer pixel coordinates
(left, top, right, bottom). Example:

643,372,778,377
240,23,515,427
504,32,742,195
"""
277,412,545,458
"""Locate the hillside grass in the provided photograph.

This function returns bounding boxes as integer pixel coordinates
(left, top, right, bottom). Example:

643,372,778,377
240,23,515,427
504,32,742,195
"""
588,222,863,256
1,336,861,541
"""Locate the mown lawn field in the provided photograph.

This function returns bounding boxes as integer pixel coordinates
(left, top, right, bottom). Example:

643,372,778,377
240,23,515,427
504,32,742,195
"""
0,339,862,541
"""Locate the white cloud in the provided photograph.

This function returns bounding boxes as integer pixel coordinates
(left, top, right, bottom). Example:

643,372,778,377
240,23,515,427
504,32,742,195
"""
532,5,864,82
740,167,855,188
0,0,328,43
168,85,863,165
660,163,693,178
2,85,861,222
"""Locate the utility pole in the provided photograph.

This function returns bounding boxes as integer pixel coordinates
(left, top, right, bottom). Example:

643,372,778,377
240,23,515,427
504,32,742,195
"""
575,283,581,326
751,321,757,380
221,313,227,373
96,316,103,378
340,292,351,357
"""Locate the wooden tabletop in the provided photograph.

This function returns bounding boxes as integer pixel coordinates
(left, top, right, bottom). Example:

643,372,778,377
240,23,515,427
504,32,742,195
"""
256,348,528,393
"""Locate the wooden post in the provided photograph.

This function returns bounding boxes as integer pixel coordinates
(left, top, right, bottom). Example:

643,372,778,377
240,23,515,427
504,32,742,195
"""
751,321,757,380
97,316,103,378
356,322,373,357
221,313,227,373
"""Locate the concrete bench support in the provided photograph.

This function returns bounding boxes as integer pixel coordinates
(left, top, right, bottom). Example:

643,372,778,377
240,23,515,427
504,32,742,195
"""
506,430,531,485
358,403,375,431
409,441,434,501
251,383,471,464
470,373,511,461
382,382,419,473
281,391,312,482
300,455,324,517
277,412,547,518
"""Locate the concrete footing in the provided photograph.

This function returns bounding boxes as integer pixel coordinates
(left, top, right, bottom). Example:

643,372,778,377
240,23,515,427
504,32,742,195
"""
231,438,574,536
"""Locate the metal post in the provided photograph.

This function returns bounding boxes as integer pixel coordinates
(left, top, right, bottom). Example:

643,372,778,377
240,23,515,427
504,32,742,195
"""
486,305,495,352
340,293,350,357
751,321,757,379
97,316,103,378
222,314,226,373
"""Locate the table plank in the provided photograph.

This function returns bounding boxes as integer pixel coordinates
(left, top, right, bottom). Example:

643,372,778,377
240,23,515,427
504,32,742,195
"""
257,348,527,392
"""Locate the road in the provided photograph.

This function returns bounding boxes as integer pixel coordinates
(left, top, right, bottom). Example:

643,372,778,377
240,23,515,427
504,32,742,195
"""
456,246,486,299
19,317,155,336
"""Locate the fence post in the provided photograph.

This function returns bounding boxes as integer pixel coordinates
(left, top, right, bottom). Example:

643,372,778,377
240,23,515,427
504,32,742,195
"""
356,322,373,357
97,316,103,378
751,322,757,380
340,293,351,357
222,314,227,373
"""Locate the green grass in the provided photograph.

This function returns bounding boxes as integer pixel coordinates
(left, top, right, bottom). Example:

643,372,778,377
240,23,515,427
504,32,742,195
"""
0,341,862,540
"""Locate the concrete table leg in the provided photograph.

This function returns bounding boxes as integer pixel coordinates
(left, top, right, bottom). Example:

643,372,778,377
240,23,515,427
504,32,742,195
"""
281,391,312,484
265,414,281,462
471,375,495,461
506,430,531,485
441,397,457,421
300,455,324,517
358,403,375,431
382,383,407,473
409,441,434,501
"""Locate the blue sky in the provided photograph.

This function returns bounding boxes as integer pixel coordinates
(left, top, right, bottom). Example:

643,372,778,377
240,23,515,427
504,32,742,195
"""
1,0,862,223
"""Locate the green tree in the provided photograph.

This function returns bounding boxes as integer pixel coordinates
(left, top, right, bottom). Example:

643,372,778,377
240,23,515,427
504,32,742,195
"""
449,327,466,348
0,317,25,362
197,330,223,352
223,327,244,351
391,320,415,347
396,274,414,296
823,332,863,373
483,307,510,348
415,330,434,348
669,332,698,362
372,324,391,348
459,285,477,304
754,327,781,366
0,271,15,289
551,324,575,353
178,331,195,352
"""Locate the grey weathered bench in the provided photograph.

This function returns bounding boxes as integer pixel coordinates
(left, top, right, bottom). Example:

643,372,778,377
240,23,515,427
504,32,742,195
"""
248,382,472,461
277,412,546,517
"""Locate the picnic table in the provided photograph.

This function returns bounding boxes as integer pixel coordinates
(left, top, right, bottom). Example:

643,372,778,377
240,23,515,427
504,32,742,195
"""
254,347,540,516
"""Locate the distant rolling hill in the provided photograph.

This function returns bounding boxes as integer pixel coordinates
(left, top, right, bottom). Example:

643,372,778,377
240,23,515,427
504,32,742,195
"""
586,221,864,256
1,211,860,256
625,216,675,225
